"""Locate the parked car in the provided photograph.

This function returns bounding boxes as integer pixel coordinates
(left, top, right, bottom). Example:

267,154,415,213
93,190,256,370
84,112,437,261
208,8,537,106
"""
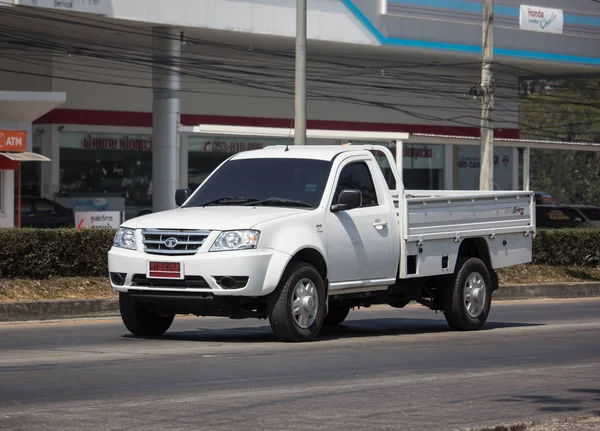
560,205,600,228
15,196,75,228
535,205,584,229
534,192,556,205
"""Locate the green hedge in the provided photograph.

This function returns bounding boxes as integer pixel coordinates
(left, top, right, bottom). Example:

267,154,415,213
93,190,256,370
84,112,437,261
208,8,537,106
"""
532,228,600,267
0,228,598,279
0,228,116,278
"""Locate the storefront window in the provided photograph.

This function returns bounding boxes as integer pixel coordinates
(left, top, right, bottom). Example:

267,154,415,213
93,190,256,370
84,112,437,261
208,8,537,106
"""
188,135,292,190
354,141,445,190
20,133,42,197
54,132,451,220
59,132,152,220
456,146,513,190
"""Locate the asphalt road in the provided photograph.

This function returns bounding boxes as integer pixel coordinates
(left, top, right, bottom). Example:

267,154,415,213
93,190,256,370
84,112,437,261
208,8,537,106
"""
1,298,599,431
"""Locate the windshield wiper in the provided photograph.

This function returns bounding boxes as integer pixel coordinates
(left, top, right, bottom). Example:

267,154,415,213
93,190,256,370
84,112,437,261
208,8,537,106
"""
243,197,313,208
195,197,260,207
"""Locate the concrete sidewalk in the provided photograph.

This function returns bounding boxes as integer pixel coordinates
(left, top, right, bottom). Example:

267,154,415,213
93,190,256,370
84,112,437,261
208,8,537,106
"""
1,282,599,323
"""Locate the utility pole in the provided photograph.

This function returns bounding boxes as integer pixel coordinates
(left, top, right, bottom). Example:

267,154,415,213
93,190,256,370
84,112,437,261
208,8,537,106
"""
479,0,494,190
294,0,307,145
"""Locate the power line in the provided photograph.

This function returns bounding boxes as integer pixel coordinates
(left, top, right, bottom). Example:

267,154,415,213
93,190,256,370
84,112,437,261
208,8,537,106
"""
0,2,598,139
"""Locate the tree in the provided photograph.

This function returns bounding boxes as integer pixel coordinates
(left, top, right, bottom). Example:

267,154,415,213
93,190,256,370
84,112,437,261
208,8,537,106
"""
519,78,600,205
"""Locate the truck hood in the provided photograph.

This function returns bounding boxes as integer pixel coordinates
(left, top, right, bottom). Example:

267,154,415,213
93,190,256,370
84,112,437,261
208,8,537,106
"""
123,206,308,231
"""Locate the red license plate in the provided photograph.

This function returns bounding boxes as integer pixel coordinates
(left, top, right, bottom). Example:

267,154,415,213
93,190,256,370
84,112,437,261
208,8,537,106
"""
148,262,182,279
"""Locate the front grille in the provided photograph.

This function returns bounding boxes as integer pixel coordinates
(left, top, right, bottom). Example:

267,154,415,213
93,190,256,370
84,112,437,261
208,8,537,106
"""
131,274,211,289
141,229,211,256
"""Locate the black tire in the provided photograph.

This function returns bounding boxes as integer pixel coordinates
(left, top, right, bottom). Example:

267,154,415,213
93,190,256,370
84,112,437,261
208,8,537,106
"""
323,304,350,326
443,257,492,331
268,262,326,342
119,292,174,336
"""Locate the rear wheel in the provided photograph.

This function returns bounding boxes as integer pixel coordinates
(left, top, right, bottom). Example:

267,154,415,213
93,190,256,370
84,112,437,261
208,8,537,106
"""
323,304,350,326
443,257,492,331
268,262,326,342
119,292,174,336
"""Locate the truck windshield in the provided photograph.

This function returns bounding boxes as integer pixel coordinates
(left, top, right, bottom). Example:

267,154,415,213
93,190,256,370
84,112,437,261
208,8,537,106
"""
184,158,332,209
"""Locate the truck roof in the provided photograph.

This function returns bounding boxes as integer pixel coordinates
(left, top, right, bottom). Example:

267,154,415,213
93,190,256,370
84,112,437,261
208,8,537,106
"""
230,145,377,161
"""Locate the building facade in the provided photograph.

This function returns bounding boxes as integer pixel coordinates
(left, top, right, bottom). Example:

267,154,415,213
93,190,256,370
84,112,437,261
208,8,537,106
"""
0,0,598,223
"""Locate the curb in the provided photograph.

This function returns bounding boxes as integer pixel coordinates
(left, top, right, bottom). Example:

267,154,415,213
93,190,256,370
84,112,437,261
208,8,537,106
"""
493,282,600,300
0,298,119,323
1,283,600,323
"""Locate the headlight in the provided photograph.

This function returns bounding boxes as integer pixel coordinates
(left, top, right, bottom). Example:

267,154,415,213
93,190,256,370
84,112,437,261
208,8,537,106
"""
210,230,260,252
113,227,136,250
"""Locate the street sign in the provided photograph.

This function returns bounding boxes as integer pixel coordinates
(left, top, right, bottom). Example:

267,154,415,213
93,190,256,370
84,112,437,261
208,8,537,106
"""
519,5,563,34
0,130,27,152
75,211,121,229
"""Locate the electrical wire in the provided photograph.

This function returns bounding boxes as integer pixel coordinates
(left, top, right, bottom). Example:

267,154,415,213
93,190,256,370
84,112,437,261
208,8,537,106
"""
0,1,598,140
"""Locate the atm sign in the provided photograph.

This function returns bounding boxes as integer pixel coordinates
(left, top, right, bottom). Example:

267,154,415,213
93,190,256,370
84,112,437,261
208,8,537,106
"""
0,130,27,152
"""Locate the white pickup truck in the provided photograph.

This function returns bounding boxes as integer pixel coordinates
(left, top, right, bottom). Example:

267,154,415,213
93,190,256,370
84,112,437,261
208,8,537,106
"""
108,144,535,342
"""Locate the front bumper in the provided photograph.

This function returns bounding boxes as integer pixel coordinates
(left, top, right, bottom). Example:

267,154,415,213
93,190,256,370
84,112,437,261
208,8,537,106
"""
108,246,290,297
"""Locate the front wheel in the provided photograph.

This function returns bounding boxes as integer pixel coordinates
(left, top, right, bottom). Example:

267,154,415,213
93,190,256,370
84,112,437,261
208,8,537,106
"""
119,293,174,336
443,257,492,331
268,262,326,342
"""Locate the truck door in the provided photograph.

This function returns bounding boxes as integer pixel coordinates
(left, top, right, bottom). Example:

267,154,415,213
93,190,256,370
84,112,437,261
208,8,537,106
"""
325,159,392,285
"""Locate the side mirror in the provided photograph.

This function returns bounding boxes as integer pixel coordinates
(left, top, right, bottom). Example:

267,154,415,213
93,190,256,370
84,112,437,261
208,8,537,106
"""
331,189,362,213
175,188,192,207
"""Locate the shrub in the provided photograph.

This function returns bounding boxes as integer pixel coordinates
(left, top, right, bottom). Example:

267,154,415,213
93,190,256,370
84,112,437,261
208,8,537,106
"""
532,228,600,267
0,228,116,278
0,227,598,279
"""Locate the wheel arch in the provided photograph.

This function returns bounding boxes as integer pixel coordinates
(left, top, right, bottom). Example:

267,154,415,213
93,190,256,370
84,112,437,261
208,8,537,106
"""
287,247,328,288
456,238,498,291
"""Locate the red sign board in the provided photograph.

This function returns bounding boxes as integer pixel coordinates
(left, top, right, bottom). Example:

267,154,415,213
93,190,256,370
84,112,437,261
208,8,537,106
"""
0,130,27,152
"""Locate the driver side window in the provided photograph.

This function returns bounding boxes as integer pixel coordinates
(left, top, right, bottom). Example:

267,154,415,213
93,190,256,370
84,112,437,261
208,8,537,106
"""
332,162,378,207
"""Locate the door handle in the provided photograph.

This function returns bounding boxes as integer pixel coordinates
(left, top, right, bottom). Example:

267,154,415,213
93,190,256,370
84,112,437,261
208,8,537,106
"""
373,220,388,229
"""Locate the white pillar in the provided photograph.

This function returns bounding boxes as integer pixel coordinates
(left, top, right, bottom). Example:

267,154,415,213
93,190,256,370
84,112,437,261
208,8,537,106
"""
179,132,188,189
523,147,530,191
152,27,181,212
444,144,454,190
40,125,60,199
0,170,15,228
512,148,519,191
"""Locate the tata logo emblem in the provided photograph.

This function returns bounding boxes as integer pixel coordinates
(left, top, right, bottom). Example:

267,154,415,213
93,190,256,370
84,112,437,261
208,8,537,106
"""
164,237,178,248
